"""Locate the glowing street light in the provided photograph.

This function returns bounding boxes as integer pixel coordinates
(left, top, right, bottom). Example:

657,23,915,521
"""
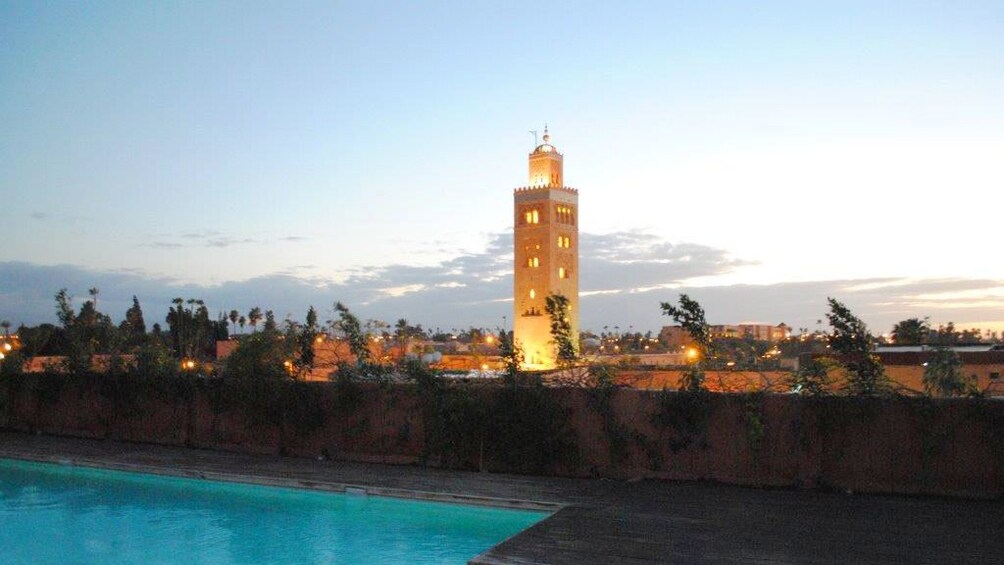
685,348,699,361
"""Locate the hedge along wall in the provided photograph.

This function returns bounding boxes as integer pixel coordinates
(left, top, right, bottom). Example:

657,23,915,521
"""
0,372,1001,498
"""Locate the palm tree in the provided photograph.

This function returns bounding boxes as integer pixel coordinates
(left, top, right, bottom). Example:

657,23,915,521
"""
248,307,262,333
89,287,99,311
229,310,240,336
395,319,410,356
169,297,185,357
1,320,10,338
239,316,246,334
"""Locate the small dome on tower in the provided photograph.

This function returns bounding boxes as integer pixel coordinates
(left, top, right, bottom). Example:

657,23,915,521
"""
533,126,557,154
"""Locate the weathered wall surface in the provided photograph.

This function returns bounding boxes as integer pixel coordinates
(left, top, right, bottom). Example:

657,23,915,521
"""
1,373,1000,498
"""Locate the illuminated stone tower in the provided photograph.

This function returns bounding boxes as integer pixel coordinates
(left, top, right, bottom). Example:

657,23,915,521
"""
513,127,579,369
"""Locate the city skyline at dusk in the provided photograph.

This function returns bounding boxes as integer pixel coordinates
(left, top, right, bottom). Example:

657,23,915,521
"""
2,2,1003,333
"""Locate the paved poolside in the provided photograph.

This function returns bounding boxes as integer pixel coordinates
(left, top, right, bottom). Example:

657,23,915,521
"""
1,432,1000,564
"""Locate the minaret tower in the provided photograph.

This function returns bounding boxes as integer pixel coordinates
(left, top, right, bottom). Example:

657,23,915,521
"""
513,127,579,369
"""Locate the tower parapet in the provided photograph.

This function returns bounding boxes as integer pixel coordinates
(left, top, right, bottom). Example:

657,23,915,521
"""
513,186,578,194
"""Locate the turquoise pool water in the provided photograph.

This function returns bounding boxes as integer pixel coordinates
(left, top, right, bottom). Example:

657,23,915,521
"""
0,459,548,564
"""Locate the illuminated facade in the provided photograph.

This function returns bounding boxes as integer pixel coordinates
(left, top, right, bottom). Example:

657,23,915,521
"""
513,127,579,368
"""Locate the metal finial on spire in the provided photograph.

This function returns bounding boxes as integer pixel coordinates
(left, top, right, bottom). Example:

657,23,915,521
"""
542,123,550,143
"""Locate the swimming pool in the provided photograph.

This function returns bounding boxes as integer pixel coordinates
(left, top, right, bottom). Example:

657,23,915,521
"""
0,459,549,564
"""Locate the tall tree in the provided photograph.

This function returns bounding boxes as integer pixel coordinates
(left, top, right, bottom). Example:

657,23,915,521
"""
263,310,277,334
497,327,523,385
229,310,240,335
54,289,95,373
826,297,888,395
306,306,318,331
89,287,99,312
120,295,147,339
297,306,319,374
166,298,215,359
545,294,577,366
55,288,76,328
933,322,959,345
661,294,712,392
1,320,10,337
334,302,370,365
395,318,410,357
239,316,247,334
248,307,262,333
661,294,713,353
923,346,971,397
891,318,929,345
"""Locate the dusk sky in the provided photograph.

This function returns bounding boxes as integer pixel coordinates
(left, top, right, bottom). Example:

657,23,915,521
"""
2,1,1003,334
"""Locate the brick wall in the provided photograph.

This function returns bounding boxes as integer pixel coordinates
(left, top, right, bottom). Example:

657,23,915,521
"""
0,374,1000,498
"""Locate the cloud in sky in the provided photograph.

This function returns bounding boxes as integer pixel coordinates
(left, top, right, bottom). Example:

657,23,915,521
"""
2,231,1002,335
144,232,310,250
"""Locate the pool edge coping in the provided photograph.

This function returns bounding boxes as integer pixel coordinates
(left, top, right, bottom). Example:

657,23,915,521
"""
0,451,565,515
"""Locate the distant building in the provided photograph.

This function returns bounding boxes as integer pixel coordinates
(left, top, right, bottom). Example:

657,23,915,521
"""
805,345,1004,396
513,127,579,369
659,323,791,348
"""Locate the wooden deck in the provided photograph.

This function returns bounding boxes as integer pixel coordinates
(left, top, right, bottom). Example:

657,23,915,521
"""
1,432,1000,564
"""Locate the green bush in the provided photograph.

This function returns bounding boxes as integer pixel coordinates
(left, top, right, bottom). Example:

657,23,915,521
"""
488,383,577,474
405,362,577,473
220,332,290,381
281,381,325,437
587,365,630,465
131,340,179,380
652,389,712,452
0,351,26,378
